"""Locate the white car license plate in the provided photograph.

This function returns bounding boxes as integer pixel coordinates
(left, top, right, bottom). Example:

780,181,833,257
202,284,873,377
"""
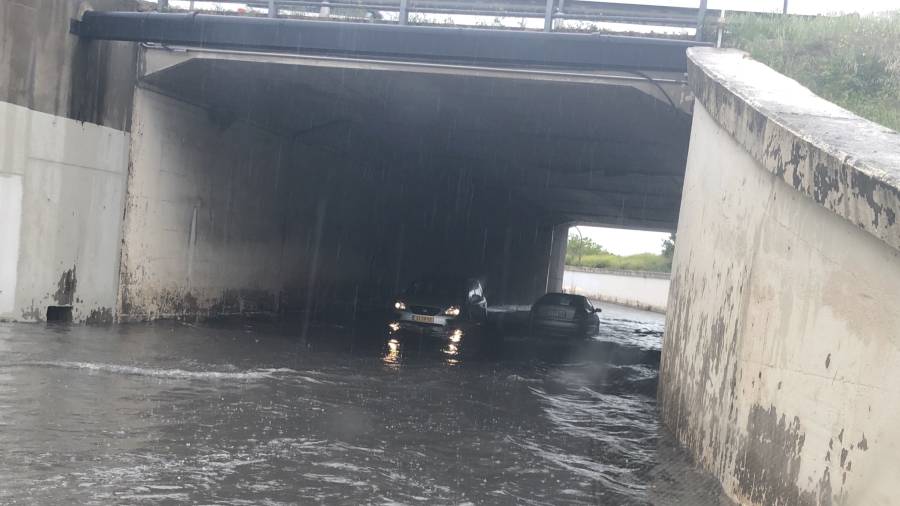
412,315,434,324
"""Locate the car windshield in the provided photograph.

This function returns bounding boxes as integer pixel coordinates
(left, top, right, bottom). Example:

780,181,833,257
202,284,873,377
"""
404,278,461,298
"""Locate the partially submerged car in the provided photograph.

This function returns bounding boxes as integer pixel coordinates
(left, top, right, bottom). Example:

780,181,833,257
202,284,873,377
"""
530,293,600,338
390,277,487,333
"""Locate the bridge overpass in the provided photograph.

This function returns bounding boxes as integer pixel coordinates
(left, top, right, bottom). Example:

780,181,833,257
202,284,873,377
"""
63,9,697,319
2,1,900,505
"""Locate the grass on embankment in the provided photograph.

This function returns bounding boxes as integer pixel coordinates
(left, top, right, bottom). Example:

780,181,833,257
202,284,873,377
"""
565,253,672,273
723,11,900,132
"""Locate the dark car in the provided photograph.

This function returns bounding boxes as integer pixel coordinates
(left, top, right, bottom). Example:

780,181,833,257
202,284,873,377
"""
390,277,487,332
530,293,600,338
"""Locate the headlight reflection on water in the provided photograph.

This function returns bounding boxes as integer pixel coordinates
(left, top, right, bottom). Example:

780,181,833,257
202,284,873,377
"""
443,341,459,366
383,338,401,366
443,329,463,365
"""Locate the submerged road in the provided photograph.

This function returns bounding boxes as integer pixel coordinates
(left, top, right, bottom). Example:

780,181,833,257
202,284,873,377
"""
0,304,728,505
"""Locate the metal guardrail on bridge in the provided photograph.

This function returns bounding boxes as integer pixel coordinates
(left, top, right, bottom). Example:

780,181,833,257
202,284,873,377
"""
157,0,725,41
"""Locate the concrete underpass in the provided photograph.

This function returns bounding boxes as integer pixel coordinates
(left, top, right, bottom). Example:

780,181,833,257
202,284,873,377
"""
116,34,691,321
6,2,900,505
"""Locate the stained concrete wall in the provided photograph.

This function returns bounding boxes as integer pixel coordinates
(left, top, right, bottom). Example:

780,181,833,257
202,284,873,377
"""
0,0,140,130
0,101,130,322
660,48,900,505
118,88,294,319
563,267,669,313
119,86,560,321
0,0,139,322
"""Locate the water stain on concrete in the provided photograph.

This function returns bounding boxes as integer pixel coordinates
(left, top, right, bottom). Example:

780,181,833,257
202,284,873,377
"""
20,303,43,322
85,307,113,324
734,405,808,504
54,267,77,306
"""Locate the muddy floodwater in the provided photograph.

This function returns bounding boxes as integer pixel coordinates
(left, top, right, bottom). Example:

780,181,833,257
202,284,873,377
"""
0,304,728,505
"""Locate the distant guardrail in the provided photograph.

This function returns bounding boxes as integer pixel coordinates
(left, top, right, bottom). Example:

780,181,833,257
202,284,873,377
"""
565,265,671,280
157,0,724,40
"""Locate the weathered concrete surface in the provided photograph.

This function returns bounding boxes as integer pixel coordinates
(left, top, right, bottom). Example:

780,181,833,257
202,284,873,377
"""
660,48,900,505
687,48,900,253
136,46,691,232
0,0,140,130
0,0,139,322
116,44,690,321
118,88,291,320
564,267,669,313
0,101,130,322
119,86,562,320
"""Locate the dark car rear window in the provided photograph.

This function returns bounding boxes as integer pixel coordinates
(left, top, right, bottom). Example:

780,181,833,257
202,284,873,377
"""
536,293,583,306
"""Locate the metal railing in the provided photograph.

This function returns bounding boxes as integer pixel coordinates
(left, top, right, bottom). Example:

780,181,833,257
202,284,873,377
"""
157,0,727,39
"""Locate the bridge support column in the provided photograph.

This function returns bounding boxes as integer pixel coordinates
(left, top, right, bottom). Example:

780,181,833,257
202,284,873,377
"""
546,223,568,293
543,0,554,31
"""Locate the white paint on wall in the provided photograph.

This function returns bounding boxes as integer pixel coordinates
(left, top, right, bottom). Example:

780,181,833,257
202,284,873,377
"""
563,269,670,313
0,100,129,321
0,174,23,315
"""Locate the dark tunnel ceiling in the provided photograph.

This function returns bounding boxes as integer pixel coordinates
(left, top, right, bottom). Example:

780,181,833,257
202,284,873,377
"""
142,56,692,231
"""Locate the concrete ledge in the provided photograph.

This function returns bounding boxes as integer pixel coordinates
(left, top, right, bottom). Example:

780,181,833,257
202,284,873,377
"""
687,47,900,252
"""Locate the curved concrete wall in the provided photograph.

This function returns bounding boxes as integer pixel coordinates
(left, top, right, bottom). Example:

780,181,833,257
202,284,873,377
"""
660,48,900,505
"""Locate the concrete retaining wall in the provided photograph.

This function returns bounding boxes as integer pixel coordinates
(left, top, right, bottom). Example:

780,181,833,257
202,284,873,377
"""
563,268,669,313
660,48,900,505
0,101,129,322
0,0,139,322
117,88,295,319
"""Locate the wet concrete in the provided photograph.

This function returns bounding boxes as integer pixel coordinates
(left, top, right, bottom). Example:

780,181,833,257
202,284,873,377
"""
0,303,728,504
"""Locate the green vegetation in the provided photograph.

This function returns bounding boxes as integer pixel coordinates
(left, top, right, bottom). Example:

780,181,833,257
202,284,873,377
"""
566,234,674,273
723,11,900,131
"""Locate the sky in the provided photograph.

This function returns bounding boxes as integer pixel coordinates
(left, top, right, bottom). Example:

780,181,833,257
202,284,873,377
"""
616,0,898,15
571,226,671,256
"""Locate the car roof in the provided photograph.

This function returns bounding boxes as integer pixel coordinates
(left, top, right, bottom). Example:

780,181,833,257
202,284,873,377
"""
537,292,586,303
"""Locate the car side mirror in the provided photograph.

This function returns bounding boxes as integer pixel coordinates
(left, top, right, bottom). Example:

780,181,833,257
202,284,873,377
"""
594,307,602,313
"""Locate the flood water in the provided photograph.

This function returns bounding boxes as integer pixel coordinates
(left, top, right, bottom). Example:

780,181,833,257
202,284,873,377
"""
0,304,728,505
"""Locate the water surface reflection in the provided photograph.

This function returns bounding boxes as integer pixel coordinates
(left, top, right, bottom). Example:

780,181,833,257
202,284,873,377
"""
0,304,727,504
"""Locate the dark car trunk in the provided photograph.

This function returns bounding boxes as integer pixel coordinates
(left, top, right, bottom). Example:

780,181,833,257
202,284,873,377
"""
535,304,577,321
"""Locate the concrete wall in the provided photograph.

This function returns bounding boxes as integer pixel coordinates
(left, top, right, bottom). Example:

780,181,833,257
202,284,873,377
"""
0,0,140,130
119,86,560,321
118,88,294,319
0,101,130,322
563,267,669,313
0,0,139,322
660,48,900,505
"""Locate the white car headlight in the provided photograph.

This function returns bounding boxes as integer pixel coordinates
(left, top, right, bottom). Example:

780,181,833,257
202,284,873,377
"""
444,306,460,316
394,301,406,310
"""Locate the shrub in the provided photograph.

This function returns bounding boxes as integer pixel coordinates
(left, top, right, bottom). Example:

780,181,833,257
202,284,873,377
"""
724,11,900,131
